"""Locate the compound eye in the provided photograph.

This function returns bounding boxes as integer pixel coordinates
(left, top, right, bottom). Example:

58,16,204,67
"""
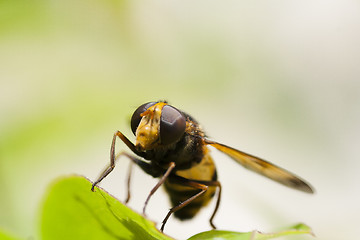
160,105,186,145
131,102,156,135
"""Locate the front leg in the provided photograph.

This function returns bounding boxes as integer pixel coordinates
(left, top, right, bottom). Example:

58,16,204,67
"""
91,131,144,191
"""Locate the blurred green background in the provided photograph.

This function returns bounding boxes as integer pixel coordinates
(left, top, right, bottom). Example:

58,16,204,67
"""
1,0,359,239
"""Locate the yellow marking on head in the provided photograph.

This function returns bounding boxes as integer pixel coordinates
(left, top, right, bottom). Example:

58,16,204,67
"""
135,102,167,150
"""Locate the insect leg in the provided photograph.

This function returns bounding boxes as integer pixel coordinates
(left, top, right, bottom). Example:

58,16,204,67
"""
91,151,137,191
124,160,133,204
208,180,221,229
91,131,144,192
160,175,221,232
160,177,207,232
142,162,176,216
124,156,163,203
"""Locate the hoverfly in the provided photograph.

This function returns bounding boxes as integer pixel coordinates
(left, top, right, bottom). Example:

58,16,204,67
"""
91,101,314,232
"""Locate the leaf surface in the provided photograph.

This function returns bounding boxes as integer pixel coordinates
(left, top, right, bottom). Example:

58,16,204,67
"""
187,223,314,240
40,175,172,240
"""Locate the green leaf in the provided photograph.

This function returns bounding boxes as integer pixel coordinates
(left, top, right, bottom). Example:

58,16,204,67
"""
40,175,172,240
39,175,314,240
187,223,314,240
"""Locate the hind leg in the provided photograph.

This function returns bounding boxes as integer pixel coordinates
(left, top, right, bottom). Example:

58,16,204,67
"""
160,175,221,232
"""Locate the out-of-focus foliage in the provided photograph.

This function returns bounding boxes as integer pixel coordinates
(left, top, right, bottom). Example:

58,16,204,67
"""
0,229,21,240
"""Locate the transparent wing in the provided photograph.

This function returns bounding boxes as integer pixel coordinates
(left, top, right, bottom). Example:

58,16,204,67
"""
204,139,314,194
